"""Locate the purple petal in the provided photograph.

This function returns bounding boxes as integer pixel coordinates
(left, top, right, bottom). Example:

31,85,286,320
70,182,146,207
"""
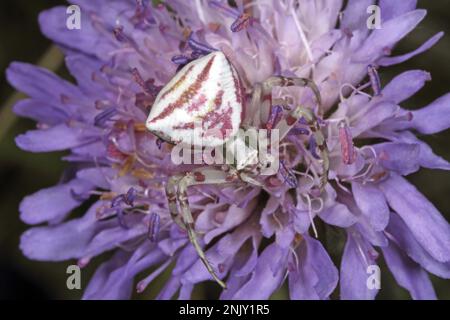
378,173,450,262
76,167,115,189
69,140,108,161
276,225,295,249
84,245,165,300
171,245,198,277
305,237,339,299
387,213,450,278
19,178,92,224
341,0,376,31
6,62,80,104
289,243,319,300
411,93,450,134
13,99,68,125
260,196,280,237
20,201,106,260
352,182,389,231
394,131,450,171
39,7,116,59
379,0,417,21
353,102,397,137
373,142,421,175
382,241,437,299
220,273,251,300
355,220,388,247
340,232,379,300
412,138,450,171
204,204,252,244
182,240,229,285
381,70,431,104
378,32,443,66
83,250,132,300
289,236,338,300
232,243,286,299
65,54,105,95
353,10,427,62
319,203,357,228
292,207,311,234
83,224,147,258
15,123,100,152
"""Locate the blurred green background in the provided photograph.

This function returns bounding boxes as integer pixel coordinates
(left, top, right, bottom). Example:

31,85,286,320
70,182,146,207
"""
0,0,449,299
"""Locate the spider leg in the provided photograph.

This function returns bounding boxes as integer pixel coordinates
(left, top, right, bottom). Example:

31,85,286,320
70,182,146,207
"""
165,175,186,230
248,76,321,130
261,76,322,111
273,102,329,191
260,76,328,191
172,169,235,289
247,83,263,126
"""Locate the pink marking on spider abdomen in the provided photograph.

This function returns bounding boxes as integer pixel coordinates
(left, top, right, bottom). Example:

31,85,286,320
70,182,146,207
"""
148,55,216,124
203,104,233,138
187,94,208,112
214,90,224,108
173,122,195,130
172,90,224,131
159,65,195,101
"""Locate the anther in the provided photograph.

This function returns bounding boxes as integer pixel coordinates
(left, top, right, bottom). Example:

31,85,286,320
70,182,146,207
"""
338,121,357,165
288,127,310,136
188,33,217,55
279,160,298,189
94,107,117,127
266,105,283,130
148,212,160,242
231,13,252,32
368,64,381,96
124,187,137,206
171,55,191,65
113,26,130,43
308,136,320,159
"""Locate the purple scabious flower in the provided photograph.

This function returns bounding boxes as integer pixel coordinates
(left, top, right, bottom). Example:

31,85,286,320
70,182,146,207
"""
7,0,450,300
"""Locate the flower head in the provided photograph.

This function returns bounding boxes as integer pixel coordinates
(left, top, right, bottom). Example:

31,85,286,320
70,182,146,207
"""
7,0,450,299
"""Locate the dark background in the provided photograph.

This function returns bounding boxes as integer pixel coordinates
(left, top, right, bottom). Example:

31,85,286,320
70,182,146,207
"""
0,0,449,299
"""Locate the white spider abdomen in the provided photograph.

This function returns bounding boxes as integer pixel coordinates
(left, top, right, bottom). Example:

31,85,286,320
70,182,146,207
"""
146,51,243,147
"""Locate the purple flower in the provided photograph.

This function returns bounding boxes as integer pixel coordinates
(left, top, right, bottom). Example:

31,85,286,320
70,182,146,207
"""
7,0,450,300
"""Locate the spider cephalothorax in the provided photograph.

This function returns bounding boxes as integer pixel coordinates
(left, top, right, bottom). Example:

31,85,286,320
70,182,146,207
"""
146,50,326,288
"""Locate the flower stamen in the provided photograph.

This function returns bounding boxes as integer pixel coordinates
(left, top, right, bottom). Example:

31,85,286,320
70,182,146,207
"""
338,121,356,165
368,64,382,96
147,212,161,242
231,13,253,32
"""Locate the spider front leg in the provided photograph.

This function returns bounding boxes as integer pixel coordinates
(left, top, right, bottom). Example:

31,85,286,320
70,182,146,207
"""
167,169,235,289
262,76,328,191
274,103,329,191
166,175,186,230
248,76,322,127
262,76,322,111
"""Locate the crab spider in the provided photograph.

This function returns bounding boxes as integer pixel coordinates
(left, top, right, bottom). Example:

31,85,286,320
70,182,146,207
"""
146,51,326,288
